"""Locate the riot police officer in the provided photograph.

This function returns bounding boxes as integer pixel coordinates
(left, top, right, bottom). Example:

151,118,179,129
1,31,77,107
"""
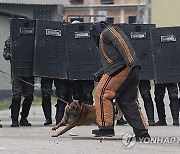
3,36,34,127
41,77,72,125
70,20,95,105
154,83,179,126
139,80,155,126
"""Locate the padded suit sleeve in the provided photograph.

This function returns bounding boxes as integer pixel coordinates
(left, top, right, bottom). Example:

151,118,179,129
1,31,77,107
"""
102,26,139,69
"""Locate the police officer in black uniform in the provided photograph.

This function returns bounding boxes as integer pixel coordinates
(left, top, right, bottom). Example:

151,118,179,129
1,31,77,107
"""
139,80,155,126
41,77,72,125
3,36,34,127
70,20,95,105
154,83,179,126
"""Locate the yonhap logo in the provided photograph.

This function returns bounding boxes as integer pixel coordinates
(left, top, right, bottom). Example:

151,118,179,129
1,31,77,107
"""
121,133,180,148
122,133,136,148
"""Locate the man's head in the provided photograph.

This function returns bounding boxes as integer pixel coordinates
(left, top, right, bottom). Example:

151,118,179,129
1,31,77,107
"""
89,21,109,46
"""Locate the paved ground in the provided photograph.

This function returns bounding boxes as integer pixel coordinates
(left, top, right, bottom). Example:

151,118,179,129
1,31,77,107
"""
0,92,180,154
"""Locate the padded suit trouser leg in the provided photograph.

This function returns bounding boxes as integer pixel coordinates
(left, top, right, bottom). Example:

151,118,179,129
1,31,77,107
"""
95,67,148,134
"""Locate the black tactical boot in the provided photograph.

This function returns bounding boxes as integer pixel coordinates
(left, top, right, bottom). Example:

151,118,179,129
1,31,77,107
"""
44,119,52,126
20,118,31,126
116,117,127,125
55,101,66,125
173,119,179,126
170,101,179,126
134,129,151,141
155,120,167,126
92,128,115,137
10,95,21,127
11,121,19,127
20,95,33,126
42,93,52,126
135,132,151,142
148,120,155,126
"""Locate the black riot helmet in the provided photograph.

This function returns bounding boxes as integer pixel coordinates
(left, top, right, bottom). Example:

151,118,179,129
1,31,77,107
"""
89,21,109,46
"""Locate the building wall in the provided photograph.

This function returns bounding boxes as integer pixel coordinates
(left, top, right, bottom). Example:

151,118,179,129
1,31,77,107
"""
0,4,62,21
84,0,144,5
64,0,145,24
151,0,180,27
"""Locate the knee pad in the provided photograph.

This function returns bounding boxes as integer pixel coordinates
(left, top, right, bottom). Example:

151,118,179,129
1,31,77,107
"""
12,94,21,103
169,92,178,101
42,92,51,100
142,93,152,102
11,94,21,109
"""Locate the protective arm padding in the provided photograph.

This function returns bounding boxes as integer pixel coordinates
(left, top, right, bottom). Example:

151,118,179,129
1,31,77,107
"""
103,26,138,68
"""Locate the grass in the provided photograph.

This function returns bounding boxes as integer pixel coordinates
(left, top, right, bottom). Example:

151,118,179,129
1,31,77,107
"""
0,96,57,111
0,99,11,110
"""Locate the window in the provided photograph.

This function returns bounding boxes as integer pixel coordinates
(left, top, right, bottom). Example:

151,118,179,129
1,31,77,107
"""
71,0,84,5
70,18,83,23
107,17,114,24
33,10,52,20
101,0,114,4
128,16,136,24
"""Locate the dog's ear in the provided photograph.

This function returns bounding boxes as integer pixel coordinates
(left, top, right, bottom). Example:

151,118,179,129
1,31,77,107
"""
68,97,73,105
69,96,73,103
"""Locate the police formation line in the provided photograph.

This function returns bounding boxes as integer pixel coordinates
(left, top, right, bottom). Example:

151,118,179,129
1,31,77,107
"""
1,19,180,139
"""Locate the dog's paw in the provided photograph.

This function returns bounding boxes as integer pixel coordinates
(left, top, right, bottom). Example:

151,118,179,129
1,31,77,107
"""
52,127,56,131
52,134,58,137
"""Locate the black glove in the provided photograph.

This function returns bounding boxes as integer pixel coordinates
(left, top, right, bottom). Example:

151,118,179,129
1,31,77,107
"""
130,63,142,70
93,73,102,82
93,68,104,82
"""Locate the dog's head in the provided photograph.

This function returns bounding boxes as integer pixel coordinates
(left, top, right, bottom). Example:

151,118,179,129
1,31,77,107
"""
66,99,82,117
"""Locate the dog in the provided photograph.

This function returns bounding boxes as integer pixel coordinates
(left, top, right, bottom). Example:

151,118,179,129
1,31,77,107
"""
52,99,122,137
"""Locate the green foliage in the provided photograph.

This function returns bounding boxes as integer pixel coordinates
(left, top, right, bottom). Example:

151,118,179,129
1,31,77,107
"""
0,99,11,110
0,96,57,110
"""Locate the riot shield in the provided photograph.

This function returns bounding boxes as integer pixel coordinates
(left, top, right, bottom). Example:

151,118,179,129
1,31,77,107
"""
130,24,156,80
151,26,180,84
10,18,35,77
34,20,67,79
64,23,102,80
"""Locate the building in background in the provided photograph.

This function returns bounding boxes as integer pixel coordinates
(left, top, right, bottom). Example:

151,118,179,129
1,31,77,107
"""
64,0,151,24
151,0,180,27
0,0,69,100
